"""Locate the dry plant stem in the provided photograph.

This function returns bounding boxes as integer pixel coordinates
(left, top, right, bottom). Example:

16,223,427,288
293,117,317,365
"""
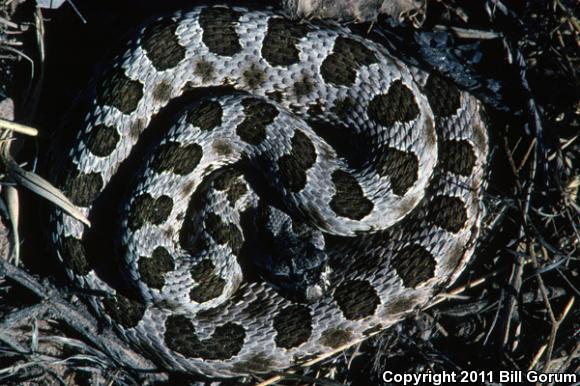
3,184,19,264
493,9,546,227
481,134,526,350
1,303,50,330
433,26,502,39
0,118,38,136
346,342,362,370
527,295,575,372
0,4,46,268
0,359,67,386
517,138,536,174
0,44,35,82
258,373,343,386
0,258,158,374
503,134,524,192
557,338,579,374
255,334,377,386
548,134,579,161
429,265,511,308
3,156,90,226
22,7,45,121
497,241,525,348
481,241,524,350
531,246,576,373
0,321,71,386
528,343,547,371
254,373,283,386
0,125,90,231
0,16,19,29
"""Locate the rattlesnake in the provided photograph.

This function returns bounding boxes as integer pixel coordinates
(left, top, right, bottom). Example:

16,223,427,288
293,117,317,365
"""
48,5,488,378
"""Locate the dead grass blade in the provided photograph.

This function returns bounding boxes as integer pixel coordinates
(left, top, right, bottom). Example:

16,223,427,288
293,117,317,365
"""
4,157,90,227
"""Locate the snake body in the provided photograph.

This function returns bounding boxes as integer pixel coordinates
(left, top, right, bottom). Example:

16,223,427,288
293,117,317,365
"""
49,5,488,378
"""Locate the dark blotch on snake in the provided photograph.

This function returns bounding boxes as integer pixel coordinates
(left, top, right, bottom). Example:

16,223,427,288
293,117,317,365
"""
266,90,284,103
334,279,380,320
205,213,243,255
84,124,120,157
375,147,419,196
60,167,103,207
424,74,461,117
189,260,226,303
278,130,316,192
61,236,90,275
243,298,268,319
427,195,468,233
236,98,279,145
189,260,214,283
179,179,197,197
307,102,323,116
368,80,419,126
320,37,377,86
381,296,419,316
186,99,223,130
96,66,143,114
199,7,242,56
213,140,233,156
194,60,215,82
165,315,245,360
294,76,314,97
128,193,173,230
439,140,476,176
214,170,247,205
195,303,229,322
141,18,185,71
129,118,146,141
138,246,174,289
273,305,312,349
102,293,145,329
391,244,436,288
243,64,266,89
152,81,172,103
231,354,275,374
331,97,355,118
151,141,202,175
330,170,373,220
319,328,352,348
262,17,311,66
345,245,382,274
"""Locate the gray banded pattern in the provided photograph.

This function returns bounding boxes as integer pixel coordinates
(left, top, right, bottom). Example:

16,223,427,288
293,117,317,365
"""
48,5,488,378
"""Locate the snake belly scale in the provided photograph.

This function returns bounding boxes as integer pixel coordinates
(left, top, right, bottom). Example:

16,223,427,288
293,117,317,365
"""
48,5,489,378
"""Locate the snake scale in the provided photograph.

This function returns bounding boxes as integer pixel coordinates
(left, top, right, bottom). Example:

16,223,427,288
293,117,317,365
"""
47,5,489,378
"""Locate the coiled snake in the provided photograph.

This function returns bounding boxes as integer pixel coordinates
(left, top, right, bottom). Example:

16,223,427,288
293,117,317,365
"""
48,5,489,378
